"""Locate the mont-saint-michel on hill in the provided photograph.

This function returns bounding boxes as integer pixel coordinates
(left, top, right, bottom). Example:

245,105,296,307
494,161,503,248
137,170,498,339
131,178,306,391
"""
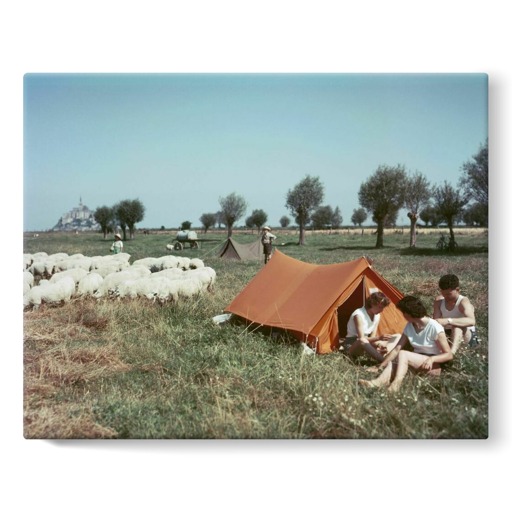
52,197,100,232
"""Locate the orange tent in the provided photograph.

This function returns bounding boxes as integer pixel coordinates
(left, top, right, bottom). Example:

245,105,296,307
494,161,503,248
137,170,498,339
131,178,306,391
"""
225,250,407,354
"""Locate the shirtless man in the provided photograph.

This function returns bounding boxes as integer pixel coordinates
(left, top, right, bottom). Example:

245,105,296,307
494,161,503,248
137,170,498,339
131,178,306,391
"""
433,274,479,354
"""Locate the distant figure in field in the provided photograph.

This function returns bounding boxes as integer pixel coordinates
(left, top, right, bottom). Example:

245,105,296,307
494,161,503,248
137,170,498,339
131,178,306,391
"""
359,295,453,393
261,226,276,264
110,233,123,254
343,291,401,362
433,274,479,354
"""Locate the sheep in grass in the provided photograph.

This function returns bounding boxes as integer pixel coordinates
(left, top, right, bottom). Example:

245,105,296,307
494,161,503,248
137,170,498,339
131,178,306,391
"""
176,277,203,299
94,266,152,298
185,267,217,291
24,276,76,309
77,272,104,297
116,276,179,303
155,255,180,270
149,268,184,280
49,267,88,287
54,255,93,272
132,257,161,272
189,258,205,269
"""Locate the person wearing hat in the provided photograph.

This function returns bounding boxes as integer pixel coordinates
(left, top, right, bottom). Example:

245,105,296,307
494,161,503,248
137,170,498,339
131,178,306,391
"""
110,233,124,254
261,226,276,264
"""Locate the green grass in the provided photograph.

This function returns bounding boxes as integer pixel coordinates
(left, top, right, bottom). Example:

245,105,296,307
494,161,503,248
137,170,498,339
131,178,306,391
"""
23,228,488,439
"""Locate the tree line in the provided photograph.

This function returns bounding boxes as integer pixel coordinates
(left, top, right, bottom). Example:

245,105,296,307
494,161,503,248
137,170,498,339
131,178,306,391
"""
96,140,487,248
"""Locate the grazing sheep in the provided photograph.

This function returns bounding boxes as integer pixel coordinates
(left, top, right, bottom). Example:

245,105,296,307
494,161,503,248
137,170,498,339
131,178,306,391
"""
132,257,160,272
189,258,205,269
175,256,191,270
94,266,152,297
149,268,184,280
23,254,33,270
183,267,216,291
55,256,93,272
49,267,88,286
176,277,203,298
23,271,34,288
155,255,180,270
77,272,104,296
24,276,76,309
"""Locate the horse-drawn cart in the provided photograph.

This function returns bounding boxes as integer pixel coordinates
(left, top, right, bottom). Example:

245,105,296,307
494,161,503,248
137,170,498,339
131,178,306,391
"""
169,230,199,251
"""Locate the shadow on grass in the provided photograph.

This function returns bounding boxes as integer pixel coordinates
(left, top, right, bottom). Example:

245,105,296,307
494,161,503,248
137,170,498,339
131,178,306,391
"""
399,246,489,256
319,245,388,252
319,245,488,256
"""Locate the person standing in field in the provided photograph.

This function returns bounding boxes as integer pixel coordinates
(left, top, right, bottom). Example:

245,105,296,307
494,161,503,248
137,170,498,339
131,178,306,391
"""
359,295,453,393
343,291,401,362
261,226,276,264
433,274,479,354
110,233,123,254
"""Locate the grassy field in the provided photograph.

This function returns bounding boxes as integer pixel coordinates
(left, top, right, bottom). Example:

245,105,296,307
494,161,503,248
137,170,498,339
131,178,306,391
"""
23,227,488,439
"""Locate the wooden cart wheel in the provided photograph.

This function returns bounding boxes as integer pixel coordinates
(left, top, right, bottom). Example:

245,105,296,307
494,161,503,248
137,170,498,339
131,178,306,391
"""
174,241,183,251
191,241,199,249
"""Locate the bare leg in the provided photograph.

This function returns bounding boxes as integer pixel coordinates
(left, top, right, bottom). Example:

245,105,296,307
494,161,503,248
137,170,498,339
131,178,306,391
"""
449,327,464,354
388,352,431,393
359,363,393,388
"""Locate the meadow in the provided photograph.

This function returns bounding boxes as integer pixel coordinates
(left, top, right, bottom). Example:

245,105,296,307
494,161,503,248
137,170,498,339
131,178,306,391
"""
23,227,488,439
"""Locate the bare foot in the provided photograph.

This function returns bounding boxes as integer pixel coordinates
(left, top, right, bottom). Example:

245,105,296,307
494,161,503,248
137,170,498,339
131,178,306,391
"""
359,379,379,388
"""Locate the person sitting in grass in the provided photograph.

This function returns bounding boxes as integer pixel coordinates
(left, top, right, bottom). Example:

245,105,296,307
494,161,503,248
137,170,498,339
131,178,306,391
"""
343,291,401,362
433,274,479,354
359,295,453,393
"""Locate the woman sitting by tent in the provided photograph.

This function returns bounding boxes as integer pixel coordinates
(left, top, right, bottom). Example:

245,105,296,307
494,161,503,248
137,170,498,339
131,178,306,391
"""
359,295,453,393
343,291,401,362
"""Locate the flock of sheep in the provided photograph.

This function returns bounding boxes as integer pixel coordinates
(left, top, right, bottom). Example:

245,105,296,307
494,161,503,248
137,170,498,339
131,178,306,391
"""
23,251,217,309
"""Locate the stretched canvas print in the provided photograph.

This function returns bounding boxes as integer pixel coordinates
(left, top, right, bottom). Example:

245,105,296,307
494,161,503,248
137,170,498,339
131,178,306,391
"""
23,73,488,439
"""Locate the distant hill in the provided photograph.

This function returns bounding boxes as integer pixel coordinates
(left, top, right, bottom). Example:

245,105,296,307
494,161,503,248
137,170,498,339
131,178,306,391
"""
52,198,100,232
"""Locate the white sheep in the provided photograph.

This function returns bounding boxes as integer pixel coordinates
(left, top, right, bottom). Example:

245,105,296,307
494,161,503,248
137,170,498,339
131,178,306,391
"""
155,255,180,270
176,277,203,298
77,272,104,296
182,267,216,292
23,271,34,288
132,257,160,272
24,276,76,309
189,258,205,269
55,256,93,272
94,266,152,297
49,267,88,286
149,268,184,280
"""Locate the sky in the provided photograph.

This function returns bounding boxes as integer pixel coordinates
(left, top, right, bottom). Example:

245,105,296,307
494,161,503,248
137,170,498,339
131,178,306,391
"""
23,72,488,231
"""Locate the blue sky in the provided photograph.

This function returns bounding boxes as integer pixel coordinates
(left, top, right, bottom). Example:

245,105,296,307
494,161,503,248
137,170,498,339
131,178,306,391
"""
23,73,487,231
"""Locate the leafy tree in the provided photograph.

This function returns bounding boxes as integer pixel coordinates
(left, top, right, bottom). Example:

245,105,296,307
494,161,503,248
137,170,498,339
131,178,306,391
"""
180,221,192,230
215,211,224,229
311,205,342,230
419,205,442,227
462,202,488,227
332,206,342,229
219,192,248,238
246,209,268,232
459,139,488,226
459,139,488,205
311,205,334,230
351,208,367,234
285,175,324,245
114,199,145,240
200,213,217,233
433,181,468,245
94,205,115,239
404,172,432,247
358,165,407,248
279,215,290,228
